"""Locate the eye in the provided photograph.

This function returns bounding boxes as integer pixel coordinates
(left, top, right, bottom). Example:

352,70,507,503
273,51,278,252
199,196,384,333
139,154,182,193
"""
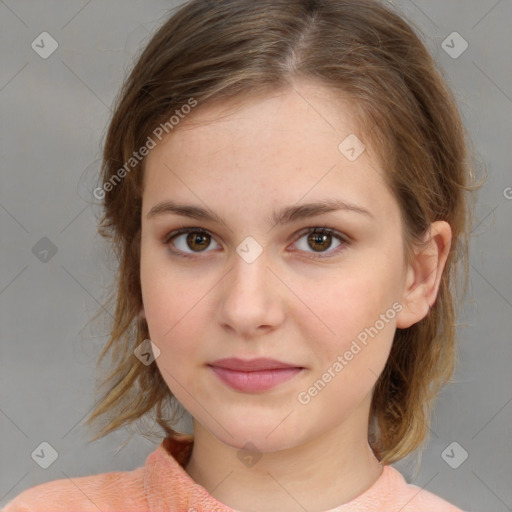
165,228,220,258
291,227,348,258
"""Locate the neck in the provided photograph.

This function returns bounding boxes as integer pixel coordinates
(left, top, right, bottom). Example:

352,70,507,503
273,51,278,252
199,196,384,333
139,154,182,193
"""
184,398,383,512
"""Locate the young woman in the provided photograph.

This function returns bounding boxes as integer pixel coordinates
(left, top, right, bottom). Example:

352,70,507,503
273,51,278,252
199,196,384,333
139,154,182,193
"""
4,0,480,510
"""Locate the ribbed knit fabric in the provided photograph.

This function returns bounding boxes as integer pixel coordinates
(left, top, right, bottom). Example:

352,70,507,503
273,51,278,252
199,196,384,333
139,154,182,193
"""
2,435,466,511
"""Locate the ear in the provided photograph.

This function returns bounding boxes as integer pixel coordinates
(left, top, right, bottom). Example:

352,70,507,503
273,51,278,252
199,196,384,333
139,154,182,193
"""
396,221,452,329
139,305,146,320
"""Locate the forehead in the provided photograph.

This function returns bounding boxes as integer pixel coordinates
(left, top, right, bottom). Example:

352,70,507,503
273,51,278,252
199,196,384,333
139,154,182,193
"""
159,82,364,152
142,82,398,227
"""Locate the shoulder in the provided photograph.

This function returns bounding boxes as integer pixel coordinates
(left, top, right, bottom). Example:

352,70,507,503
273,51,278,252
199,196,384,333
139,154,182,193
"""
383,465,467,512
1,467,146,512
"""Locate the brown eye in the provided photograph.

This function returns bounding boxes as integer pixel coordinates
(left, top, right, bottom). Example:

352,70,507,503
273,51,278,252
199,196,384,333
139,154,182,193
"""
185,231,211,252
293,227,348,258
307,231,334,252
165,228,220,258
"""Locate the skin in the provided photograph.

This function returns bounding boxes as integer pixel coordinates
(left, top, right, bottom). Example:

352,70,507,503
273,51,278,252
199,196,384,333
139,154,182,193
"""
139,79,451,512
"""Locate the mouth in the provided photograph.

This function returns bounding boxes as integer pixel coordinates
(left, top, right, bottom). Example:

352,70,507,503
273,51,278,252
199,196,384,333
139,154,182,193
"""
208,358,305,393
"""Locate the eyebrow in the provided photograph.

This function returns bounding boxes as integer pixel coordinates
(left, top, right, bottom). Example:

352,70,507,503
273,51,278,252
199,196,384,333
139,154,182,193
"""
147,198,374,226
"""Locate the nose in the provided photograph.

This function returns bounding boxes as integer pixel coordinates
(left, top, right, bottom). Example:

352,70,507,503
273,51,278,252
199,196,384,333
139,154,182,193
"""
215,249,285,338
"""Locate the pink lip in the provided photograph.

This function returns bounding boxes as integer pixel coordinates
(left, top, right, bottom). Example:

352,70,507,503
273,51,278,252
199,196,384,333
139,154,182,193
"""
208,358,304,393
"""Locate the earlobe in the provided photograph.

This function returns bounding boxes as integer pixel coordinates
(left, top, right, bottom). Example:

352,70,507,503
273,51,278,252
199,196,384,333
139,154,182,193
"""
396,221,452,329
139,305,146,320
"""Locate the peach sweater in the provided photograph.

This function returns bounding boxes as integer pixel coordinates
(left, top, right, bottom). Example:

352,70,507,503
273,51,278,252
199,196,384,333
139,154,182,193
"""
3,435,466,511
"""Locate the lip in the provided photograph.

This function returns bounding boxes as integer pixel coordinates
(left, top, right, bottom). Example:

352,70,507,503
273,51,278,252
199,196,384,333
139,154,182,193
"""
208,358,304,393
210,357,300,371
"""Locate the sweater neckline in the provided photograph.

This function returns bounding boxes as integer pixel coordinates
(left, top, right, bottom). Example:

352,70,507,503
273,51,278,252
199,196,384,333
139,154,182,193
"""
145,435,402,512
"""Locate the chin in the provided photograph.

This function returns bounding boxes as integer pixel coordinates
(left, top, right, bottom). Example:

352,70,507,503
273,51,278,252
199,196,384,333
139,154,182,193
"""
207,417,307,454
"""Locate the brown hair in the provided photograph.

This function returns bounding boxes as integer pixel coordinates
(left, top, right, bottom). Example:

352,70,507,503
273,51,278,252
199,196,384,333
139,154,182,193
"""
85,0,483,465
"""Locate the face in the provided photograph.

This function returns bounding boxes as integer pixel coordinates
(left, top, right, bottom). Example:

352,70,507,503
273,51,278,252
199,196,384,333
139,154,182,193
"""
140,81,409,453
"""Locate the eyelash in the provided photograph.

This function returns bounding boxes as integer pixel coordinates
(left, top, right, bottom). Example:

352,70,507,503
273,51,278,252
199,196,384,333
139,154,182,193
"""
163,226,350,260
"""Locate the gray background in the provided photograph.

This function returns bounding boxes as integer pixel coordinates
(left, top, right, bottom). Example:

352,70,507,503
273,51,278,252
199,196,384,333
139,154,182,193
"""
1,1,511,511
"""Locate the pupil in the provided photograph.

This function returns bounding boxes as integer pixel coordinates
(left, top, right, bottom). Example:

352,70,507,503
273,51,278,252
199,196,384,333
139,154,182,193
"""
309,233,330,252
187,232,209,252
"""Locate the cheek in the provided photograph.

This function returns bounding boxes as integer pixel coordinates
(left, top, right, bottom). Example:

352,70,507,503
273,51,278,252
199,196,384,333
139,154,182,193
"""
303,268,398,343
140,244,197,334
141,274,202,390
299,263,399,389
142,279,201,347
140,254,214,378
297,281,396,422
